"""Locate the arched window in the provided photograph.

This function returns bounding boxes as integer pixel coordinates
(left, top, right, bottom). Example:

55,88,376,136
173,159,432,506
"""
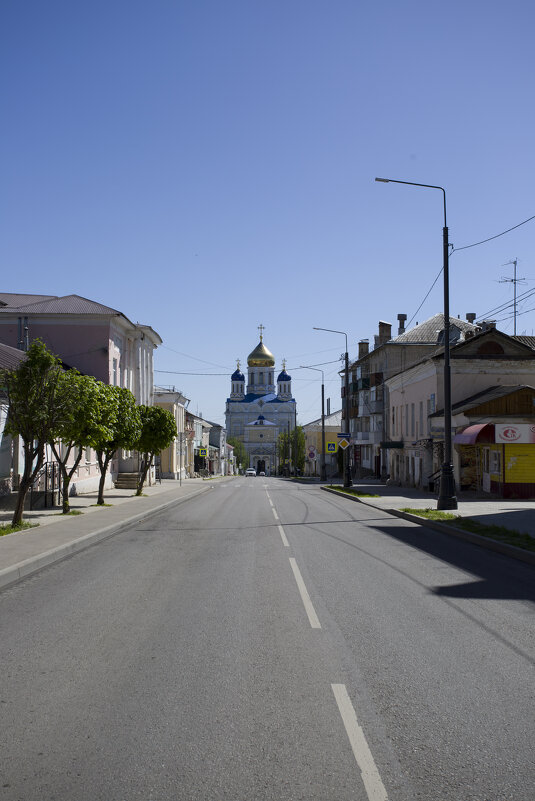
477,341,505,355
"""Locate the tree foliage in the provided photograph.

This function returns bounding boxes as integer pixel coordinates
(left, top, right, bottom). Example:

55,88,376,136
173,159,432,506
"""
227,436,249,472
48,372,101,513
1,340,64,525
135,405,177,495
276,426,305,475
86,384,142,505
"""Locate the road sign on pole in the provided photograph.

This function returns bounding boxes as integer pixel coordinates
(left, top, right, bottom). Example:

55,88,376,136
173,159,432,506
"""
338,438,350,450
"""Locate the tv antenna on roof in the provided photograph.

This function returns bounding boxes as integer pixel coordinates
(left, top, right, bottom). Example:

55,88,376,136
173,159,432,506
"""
500,258,526,335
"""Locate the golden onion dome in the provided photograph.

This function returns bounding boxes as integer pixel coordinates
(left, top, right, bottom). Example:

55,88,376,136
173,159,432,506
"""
247,340,275,367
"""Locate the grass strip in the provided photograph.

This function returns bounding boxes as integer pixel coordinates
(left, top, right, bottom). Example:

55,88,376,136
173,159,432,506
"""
0,521,39,536
400,508,535,552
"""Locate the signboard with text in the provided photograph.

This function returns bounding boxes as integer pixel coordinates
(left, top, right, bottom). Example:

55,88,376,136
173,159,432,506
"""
495,424,535,444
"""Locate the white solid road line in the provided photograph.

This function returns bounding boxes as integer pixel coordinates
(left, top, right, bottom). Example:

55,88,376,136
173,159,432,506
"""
289,558,321,629
272,507,279,521
278,524,289,547
331,684,389,801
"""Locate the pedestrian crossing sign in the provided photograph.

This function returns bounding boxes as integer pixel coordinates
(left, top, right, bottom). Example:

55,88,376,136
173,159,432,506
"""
326,442,337,453
199,448,207,457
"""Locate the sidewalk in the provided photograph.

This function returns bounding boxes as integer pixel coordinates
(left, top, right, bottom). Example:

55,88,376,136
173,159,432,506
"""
321,478,535,565
0,478,224,590
339,479,535,536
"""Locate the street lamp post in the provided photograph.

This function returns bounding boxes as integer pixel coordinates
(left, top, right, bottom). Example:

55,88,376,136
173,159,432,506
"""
300,365,326,481
313,327,352,488
375,177,457,510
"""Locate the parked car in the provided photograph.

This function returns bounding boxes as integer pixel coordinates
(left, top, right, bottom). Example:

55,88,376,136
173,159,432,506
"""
245,468,256,476
258,471,266,476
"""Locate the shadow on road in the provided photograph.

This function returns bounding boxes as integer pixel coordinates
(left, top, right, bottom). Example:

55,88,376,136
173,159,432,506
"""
365,518,535,603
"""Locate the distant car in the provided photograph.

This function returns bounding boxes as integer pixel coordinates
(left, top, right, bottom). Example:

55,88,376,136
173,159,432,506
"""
258,471,266,476
245,468,256,476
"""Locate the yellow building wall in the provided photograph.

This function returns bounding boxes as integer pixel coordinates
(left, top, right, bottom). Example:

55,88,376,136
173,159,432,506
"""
504,444,535,483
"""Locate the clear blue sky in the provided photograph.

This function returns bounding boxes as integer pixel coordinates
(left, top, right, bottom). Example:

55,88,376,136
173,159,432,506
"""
2,0,534,425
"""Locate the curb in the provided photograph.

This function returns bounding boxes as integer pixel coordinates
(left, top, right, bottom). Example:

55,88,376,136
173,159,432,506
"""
321,486,535,567
0,485,212,591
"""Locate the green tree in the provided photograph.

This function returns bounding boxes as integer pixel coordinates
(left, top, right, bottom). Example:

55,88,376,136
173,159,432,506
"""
87,384,142,505
227,436,249,473
134,405,177,495
276,431,291,475
48,372,101,513
1,340,64,525
276,426,305,475
293,425,306,474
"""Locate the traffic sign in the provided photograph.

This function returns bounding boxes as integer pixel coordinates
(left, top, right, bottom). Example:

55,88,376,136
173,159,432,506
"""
326,442,337,453
199,448,207,457
338,438,350,450
337,432,350,438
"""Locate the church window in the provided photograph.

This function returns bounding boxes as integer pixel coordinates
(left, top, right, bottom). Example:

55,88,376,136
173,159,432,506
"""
259,372,264,385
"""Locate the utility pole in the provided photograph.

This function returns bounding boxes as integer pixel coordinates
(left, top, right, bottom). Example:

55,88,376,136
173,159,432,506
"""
500,259,525,335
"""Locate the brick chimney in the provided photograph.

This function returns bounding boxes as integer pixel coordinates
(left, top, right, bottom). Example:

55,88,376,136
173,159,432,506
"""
374,321,391,349
358,339,369,359
466,312,476,324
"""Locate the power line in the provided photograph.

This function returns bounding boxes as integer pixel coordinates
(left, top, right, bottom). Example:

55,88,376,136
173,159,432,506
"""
452,213,535,252
477,285,535,320
155,369,229,376
407,268,443,328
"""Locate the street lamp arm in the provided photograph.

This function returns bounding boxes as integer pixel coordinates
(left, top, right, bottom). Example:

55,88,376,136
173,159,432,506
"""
312,326,348,354
375,177,447,227
375,175,456,509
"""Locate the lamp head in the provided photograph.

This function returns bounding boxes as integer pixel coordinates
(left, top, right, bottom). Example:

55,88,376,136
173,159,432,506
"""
375,177,390,183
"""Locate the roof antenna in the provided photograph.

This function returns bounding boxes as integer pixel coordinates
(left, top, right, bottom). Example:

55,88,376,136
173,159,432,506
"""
500,258,525,335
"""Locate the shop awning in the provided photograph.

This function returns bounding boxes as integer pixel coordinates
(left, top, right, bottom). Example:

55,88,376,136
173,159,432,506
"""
453,423,494,445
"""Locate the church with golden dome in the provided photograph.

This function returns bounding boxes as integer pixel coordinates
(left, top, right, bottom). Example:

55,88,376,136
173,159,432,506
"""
225,325,296,475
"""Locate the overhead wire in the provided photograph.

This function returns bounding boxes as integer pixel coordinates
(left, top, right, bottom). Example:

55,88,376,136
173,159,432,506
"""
405,210,535,328
452,213,535,252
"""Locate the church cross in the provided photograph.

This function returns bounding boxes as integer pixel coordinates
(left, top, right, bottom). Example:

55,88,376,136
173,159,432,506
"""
258,323,265,341
236,359,241,370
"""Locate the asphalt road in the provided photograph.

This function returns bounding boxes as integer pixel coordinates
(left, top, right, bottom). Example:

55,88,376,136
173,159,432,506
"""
1,477,534,800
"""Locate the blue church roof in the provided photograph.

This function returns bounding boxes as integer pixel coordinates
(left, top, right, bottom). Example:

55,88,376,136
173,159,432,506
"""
231,369,245,381
277,370,291,381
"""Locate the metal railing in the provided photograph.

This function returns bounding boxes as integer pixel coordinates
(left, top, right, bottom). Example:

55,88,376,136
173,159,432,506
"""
30,461,62,510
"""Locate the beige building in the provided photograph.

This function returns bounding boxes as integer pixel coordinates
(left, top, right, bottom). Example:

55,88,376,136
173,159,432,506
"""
153,386,189,480
347,314,478,479
386,324,535,492
302,410,342,478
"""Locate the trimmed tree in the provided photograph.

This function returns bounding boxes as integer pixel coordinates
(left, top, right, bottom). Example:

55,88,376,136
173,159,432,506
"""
227,436,249,473
1,340,64,525
134,405,177,495
88,384,142,505
48,372,101,513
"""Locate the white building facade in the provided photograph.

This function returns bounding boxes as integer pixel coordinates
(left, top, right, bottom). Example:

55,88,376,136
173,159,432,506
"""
225,329,297,475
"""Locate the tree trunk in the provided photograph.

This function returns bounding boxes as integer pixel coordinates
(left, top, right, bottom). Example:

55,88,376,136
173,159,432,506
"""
96,451,113,505
62,473,71,513
62,448,83,514
11,444,43,526
136,453,152,496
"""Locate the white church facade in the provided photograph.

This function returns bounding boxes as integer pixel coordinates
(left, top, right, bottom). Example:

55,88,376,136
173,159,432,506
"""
225,326,296,475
